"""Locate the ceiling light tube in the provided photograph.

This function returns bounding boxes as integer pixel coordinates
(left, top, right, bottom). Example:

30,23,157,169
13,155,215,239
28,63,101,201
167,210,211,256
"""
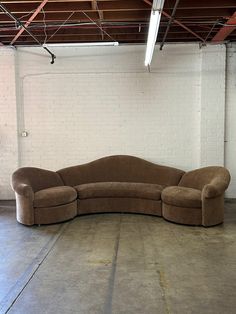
145,0,165,66
44,42,119,48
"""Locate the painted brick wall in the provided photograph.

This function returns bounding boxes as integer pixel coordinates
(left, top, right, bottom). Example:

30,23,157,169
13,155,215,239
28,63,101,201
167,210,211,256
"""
0,44,231,199
17,44,201,173
0,47,18,199
225,43,236,198
199,45,226,167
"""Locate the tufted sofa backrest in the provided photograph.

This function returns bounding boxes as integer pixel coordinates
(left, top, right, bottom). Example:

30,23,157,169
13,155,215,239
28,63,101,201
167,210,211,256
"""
12,167,64,193
178,166,230,191
57,155,185,187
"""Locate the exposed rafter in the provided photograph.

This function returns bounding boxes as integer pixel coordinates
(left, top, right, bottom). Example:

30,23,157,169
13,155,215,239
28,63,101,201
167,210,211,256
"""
160,0,180,50
0,2,55,63
11,0,49,44
0,0,235,45
161,11,205,42
143,0,205,42
91,0,104,39
212,11,236,41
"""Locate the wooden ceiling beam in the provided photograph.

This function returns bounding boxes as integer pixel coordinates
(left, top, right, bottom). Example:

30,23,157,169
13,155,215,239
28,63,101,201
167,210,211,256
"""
0,10,232,21
0,23,222,33
0,1,149,13
175,8,234,19
0,0,119,2
1,5,234,17
1,0,236,6
165,0,236,10
0,10,151,23
0,28,220,37
212,11,236,41
1,30,218,38
1,33,209,43
91,0,96,11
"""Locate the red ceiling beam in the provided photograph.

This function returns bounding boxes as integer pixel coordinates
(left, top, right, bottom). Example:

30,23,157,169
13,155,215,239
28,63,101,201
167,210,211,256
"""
143,0,204,42
212,11,236,41
10,0,49,44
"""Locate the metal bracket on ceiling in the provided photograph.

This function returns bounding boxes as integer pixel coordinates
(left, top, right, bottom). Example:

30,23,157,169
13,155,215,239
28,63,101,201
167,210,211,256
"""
43,45,56,64
199,42,207,49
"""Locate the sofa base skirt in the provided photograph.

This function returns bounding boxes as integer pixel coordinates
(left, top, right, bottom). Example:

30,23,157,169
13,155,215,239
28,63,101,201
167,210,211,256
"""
34,200,77,225
162,203,202,226
77,198,162,216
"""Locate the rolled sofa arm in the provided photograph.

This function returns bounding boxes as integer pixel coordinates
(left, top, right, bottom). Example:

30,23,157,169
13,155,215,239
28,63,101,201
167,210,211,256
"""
11,181,35,225
201,169,230,226
11,166,64,225
11,170,35,225
11,182,34,199
15,192,34,226
202,175,230,199
202,182,226,199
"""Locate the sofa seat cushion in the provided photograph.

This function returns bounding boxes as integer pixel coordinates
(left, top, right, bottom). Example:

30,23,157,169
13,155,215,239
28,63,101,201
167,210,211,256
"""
162,186,202,208
34,186,77,208
75,182,163,200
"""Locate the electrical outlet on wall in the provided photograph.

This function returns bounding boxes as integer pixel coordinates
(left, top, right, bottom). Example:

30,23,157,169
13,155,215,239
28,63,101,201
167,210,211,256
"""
21,131,28,137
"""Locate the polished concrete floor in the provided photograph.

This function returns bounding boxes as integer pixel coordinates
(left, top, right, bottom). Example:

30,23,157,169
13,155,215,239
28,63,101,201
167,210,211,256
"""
0,201,236,314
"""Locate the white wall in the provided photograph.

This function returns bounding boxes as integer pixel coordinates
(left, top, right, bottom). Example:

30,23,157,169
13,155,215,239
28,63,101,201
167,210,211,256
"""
0,43,232,199
0,47,18,199
200,45,226,166
17,45,201,172
225,43,236,198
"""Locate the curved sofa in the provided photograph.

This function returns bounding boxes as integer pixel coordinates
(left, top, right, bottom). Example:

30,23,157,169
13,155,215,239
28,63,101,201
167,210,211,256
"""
11,155,230,227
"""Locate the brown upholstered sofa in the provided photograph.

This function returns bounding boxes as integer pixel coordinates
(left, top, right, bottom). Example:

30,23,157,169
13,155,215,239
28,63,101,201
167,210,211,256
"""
11,155,230,227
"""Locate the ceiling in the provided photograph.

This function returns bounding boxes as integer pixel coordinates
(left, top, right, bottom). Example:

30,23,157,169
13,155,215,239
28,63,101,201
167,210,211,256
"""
0,0,235,46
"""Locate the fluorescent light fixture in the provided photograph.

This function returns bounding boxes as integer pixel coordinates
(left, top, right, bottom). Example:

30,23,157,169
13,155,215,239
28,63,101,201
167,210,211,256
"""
145,0,165,66
43,42,119,48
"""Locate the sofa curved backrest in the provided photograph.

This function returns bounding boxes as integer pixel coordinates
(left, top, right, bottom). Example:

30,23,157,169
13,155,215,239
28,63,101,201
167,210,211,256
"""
12,167,64,193
178,166,230,191
57,155,185,187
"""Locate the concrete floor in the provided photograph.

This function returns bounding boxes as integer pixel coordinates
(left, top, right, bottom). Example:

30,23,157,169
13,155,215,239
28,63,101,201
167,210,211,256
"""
0,201,236,314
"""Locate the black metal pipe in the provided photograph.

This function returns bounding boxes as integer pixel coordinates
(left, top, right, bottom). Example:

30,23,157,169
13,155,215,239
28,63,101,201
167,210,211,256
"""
160,0,180,50
0,2,56,64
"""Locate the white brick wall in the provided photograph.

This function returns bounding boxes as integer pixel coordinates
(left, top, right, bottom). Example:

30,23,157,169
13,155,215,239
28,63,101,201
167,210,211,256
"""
0,44,233,199
17,45,201,172
199,45,226,166
0,47,18,199
225,43,236,198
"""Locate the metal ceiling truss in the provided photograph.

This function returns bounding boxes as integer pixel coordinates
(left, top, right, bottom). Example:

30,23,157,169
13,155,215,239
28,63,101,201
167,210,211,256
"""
212,11,236,41
0,0,235,45
0,2,56,63
11,0,49,44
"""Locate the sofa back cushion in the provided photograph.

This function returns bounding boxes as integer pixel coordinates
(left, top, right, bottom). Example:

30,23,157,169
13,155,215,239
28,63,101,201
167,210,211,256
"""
179,166,230,191
75,182,163,200
12,167,64,193
57,155,184,187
